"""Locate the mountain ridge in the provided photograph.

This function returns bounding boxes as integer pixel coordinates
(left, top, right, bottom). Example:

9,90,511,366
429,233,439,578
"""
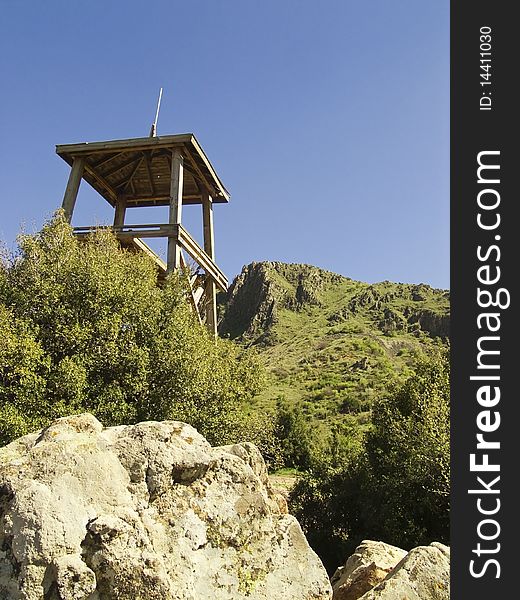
218,261,449,432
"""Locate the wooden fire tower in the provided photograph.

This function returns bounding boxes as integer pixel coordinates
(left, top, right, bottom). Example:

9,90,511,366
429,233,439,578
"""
56,133,230,336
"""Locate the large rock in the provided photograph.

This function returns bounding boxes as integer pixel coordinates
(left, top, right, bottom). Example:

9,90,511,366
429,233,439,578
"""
331,540,407,600
359,542,450,600
0,414,331,600
332,540,450,600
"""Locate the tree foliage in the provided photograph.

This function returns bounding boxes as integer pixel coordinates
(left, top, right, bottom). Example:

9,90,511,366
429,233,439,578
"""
363,351,450,547
273,399,315,470
290,350,450,573
0,213,264,445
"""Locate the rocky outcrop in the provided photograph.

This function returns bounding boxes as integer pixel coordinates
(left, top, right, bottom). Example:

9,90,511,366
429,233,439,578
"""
0,414,331,600
331,541,449,600
218,262,281,342
406,309,450,338
219,262,343,343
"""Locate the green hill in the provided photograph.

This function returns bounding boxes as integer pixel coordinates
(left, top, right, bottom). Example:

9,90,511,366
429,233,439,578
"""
219,262,449,433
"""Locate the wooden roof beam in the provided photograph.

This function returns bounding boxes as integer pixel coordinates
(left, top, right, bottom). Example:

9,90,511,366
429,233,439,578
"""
102,154,144,179
145,154,155,195
92,152,124,169
115,156,145,192
118,194,202,205
190,136,229,201
83,163,118,205
183,148,217,197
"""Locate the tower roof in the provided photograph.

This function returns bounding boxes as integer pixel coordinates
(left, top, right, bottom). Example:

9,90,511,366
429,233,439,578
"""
56,133,230,208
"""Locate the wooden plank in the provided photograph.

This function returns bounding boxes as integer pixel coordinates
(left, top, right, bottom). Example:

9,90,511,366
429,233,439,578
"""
167,149,184,271
204,278,217,336
130,238,167,273
190,135,230,201
204,278,217,332
75,229,167,275
111,228,171,239
75,223,166,231
178,158,198,181
202,191,217,335
73,224,171,239
125,156,145,191
193,286,205,306
62,157,86,221
202,192,215,259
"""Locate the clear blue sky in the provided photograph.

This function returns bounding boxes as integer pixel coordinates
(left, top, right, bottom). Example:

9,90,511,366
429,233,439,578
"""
0,0,449,288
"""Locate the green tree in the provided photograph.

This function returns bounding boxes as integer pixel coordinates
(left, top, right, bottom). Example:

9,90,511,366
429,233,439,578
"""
363,351,450,548
290,351,450,573
0,304,49,441
274,399,315,469
0,212,264,445
288,418,366,573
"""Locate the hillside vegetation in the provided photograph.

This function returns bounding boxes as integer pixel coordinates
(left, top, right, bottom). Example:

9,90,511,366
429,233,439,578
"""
219,262,449,435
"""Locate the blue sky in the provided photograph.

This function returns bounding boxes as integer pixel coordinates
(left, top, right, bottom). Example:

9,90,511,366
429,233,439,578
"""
0,0,449,288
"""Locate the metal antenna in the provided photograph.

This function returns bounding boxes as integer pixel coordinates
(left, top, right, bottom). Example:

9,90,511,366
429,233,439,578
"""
149,87,163,137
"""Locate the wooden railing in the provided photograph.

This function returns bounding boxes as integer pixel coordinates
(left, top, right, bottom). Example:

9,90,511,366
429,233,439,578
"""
73,223,228,292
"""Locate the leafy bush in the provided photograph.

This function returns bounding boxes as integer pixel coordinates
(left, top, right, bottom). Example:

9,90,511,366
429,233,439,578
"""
0,212,264,445
274,399,315,469
290,351,450,573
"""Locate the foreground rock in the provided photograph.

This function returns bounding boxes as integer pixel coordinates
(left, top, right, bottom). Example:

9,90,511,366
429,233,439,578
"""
0,414,331,600
331,541,407,600
331,540,449,600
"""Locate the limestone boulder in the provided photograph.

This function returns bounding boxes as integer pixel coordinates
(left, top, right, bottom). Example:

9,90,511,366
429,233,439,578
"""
0,414,331,600
331,540,407,600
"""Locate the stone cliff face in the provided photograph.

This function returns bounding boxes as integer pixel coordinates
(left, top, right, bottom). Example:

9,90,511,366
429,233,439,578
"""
219,262,344,343
406,308,450,338
218,262,280,343
0,414,332,600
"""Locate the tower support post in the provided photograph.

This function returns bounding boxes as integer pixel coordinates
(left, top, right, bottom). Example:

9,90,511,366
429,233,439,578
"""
62,157,86,222
113,198,126,227
202,190,217,336
167,149,184,271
